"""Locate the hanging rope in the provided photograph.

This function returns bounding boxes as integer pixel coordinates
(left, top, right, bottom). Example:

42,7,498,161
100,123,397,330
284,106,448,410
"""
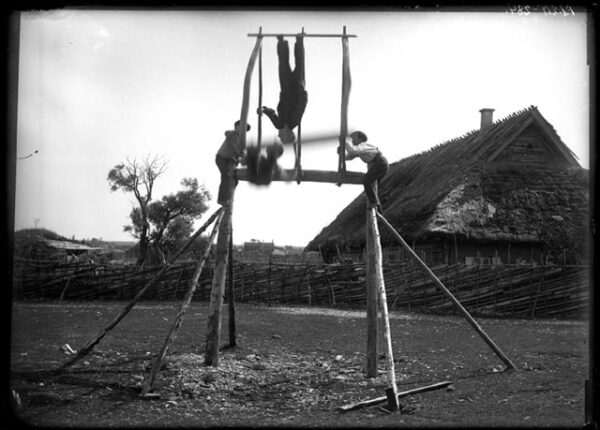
295,28,306,184
296,122,302,183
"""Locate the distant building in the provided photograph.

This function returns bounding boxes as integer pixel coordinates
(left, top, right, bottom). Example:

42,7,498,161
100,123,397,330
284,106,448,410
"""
307,106,589,265
239,241,323,264
243,240,275,254
42,239,103,262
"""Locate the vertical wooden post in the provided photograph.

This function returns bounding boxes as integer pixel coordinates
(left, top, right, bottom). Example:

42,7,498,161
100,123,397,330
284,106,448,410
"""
205,205,233,366
365,205,379,378
257,27,263,154
295,28,305,184
338,25,351,175
238,33,263,148
228,225,236,347
204,28,261,364
367,206,399,410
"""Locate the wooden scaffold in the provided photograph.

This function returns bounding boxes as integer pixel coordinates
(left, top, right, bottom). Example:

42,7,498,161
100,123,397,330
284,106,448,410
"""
55,28,517,413
204,26,406,412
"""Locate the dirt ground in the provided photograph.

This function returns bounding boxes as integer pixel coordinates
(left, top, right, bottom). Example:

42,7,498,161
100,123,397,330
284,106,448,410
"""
9,301,589,427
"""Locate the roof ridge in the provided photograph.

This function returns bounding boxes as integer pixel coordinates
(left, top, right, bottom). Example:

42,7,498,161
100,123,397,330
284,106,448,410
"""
392,106,542,166
419,105,537,154
474,105,538,135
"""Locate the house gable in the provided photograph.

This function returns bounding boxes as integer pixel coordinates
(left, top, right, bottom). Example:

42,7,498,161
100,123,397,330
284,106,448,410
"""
487,115,579,167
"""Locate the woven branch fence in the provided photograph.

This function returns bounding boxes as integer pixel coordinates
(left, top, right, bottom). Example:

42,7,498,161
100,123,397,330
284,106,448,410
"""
12,257,589,319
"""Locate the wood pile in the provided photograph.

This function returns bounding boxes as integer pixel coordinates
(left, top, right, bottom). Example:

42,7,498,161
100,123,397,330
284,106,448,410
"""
12,257,588,319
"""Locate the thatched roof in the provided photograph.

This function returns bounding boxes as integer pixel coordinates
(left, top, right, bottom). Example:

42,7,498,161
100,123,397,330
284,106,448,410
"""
306,106,588,251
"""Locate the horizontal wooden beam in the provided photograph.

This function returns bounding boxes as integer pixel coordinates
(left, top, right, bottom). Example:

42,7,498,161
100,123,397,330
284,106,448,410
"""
246,131,340,148
235,168,365,184
248,33,357,38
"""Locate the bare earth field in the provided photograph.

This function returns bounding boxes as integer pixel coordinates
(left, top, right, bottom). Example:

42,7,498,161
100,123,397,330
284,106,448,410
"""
9,301,588,427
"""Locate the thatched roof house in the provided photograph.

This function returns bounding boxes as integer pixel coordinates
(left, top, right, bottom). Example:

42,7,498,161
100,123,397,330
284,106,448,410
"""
306,106,589,265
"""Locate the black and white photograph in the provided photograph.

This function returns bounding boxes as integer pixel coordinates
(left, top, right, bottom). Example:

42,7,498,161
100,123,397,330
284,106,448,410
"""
8,5,594,427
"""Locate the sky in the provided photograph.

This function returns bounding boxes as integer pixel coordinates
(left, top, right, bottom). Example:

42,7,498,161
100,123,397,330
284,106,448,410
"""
12,8,590,247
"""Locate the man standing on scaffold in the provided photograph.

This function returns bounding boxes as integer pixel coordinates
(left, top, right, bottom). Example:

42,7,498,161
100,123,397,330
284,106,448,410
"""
343,130,389,212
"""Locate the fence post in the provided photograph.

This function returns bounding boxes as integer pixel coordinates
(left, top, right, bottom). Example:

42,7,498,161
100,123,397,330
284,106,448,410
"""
530,266,545,318
241,264,246,300
476,264,480,311
253,267,258,300
307,272,312,305
267,259,272,306
562,265,567,310
228,228,236,347
281,265,286,302
493,266,498,313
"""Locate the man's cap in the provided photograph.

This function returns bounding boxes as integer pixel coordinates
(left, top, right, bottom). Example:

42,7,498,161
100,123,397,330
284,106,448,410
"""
235,120,251,131
350,131,368,142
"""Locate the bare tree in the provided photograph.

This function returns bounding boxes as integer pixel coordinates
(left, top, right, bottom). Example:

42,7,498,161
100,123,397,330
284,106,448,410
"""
107,155,168,267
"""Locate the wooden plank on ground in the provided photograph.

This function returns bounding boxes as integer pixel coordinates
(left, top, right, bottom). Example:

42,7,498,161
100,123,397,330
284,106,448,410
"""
338,381,453,412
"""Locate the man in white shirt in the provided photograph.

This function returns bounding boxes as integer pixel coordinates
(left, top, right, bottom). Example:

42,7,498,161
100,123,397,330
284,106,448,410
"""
344,131,389,211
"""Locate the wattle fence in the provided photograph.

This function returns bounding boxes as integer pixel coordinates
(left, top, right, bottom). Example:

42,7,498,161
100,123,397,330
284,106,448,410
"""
12,257,589,319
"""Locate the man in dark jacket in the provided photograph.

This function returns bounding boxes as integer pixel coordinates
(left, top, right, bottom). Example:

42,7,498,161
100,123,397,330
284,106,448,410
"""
245,143,284,186
215,120,250,206
258,35,308,146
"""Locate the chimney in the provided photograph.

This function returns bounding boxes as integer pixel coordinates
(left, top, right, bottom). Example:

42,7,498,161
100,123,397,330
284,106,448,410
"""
479,108,495,129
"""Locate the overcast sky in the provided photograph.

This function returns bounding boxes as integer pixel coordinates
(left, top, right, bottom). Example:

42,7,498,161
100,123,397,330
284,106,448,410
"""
13,8,590,246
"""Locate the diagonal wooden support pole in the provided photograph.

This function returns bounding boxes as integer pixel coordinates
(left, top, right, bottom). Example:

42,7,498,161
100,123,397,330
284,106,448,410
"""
58,207,224,371
140,210,224,395
376,212,518,371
